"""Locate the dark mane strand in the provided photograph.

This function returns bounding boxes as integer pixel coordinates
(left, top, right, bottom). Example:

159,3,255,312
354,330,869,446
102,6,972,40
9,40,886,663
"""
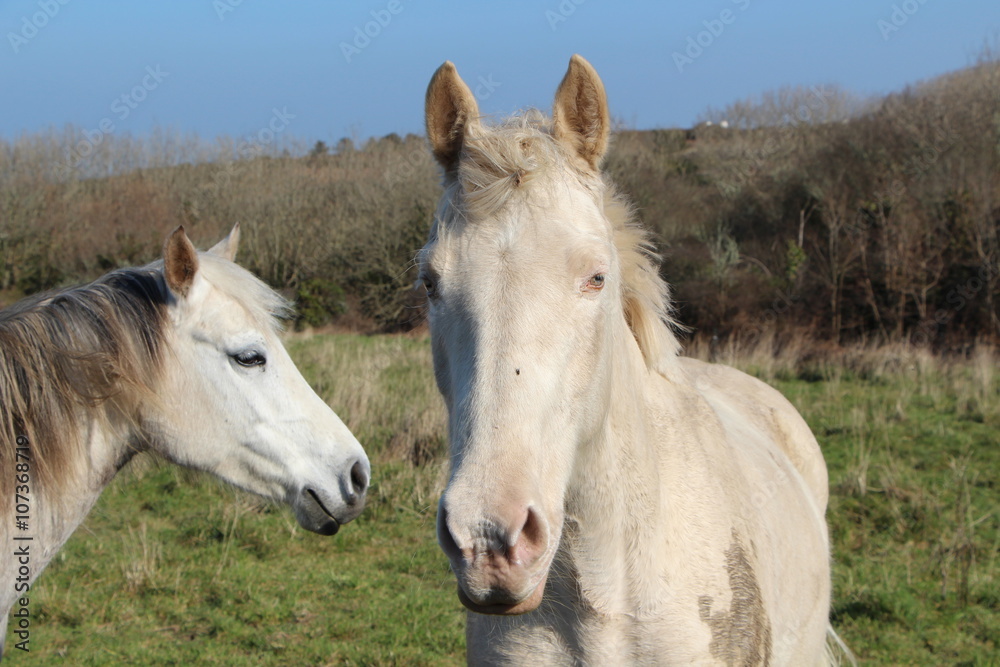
0,268,168,510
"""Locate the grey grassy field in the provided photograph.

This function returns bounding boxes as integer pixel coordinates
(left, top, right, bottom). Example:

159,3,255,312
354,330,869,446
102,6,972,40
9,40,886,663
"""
7,334,998,665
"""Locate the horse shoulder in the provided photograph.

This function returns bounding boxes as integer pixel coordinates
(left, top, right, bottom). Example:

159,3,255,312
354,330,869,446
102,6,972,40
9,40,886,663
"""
677,357,829,514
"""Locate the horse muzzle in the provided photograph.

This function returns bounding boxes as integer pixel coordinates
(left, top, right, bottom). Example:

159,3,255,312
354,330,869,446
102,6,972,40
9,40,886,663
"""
294,458,370,535
438,498,555,615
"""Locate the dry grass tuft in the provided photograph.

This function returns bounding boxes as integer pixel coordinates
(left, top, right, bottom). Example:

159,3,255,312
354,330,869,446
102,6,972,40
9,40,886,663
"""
120,522,161,594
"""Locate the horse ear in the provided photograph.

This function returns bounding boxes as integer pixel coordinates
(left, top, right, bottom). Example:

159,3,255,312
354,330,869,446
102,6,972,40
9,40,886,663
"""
426,61,480,173
207,222,240,262
552,54,610,170
163,226,200,298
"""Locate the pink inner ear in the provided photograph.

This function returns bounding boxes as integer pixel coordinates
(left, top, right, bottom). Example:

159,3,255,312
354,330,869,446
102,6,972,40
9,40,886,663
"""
553,55,610,169
163,227,199,297
426,61,481,172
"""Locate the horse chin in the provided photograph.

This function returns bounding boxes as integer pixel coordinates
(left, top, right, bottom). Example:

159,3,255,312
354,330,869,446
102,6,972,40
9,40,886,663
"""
294,488,343,536
301,515,340,536
457,575,548,616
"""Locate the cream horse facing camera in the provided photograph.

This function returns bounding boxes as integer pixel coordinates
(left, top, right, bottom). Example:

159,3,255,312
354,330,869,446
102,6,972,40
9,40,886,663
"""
0,225,369,654
421,55,851,665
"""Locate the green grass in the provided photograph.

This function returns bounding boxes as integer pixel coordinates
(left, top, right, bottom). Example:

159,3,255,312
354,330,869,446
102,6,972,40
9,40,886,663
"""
13,461,464,665
772,357,1000,666
7,334,999,665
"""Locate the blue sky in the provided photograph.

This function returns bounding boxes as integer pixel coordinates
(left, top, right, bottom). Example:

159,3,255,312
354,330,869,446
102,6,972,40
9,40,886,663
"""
2,0,998,145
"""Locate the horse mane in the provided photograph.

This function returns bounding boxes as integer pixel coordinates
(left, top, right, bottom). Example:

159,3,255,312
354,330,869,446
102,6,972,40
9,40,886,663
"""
0,268,168,510
439,111,682,373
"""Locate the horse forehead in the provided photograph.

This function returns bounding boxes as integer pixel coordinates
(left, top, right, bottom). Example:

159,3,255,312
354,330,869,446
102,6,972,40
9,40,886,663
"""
449,163,605,231
442,198,610,272
193,283,273,337
516,175,608,234
439,232,605,304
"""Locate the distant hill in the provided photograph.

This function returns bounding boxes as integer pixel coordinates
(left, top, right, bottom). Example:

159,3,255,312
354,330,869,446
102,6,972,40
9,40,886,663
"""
1,61,997,346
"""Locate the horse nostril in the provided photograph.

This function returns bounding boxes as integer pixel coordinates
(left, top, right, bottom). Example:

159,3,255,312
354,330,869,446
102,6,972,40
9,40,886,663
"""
520,507,544,549
349,460,369,498
437,504,463,561
510,506,548,567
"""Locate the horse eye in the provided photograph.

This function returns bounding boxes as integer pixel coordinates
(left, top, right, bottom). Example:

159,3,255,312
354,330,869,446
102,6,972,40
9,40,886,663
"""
232,351,266,367
586,273,606,292
421,275,437,297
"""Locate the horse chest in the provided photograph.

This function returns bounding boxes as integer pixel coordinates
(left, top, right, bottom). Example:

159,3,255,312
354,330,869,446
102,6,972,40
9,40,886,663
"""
468,540,750,665
468,604,723,666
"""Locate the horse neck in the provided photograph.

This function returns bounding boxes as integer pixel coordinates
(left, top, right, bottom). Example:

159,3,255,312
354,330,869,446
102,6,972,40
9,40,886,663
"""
563,318,675,614
1,410,135,607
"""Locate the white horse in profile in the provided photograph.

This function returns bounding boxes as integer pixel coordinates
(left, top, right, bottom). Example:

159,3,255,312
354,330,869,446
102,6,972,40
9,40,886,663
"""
421,55,850,665
0,225,369,653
